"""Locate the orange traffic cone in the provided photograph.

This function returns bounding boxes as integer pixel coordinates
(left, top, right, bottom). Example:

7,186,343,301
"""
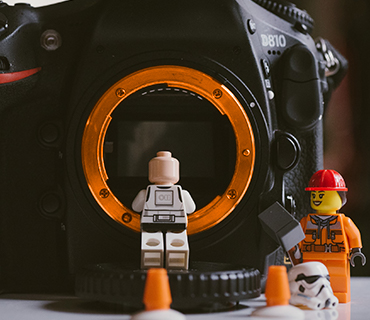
252,265,304,319
131,268,186,320
143,268,172,311
265,265,290,306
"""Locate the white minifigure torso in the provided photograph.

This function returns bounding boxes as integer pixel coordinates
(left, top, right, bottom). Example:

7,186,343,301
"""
133,185,195,231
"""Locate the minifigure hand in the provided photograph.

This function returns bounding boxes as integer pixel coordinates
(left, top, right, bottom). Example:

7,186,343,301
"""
287,245,303,266
350,248,366,267
292,245,303,263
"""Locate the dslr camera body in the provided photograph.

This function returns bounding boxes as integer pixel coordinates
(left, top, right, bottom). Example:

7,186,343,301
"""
0,0,346,293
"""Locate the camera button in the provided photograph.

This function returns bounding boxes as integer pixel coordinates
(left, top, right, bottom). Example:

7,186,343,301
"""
41,194,60,214
294,21,309,35
39,192,63,219
281,45,322,129
275,132,300,171
247,19,257,34
39,123,60,145
261,59,270,77
268,90,275,100
40,29,62,51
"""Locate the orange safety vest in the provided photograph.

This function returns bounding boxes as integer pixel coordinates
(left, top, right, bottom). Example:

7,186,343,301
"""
300,213,362,255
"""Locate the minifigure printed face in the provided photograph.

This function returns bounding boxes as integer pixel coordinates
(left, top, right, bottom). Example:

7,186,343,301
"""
310,190,342,213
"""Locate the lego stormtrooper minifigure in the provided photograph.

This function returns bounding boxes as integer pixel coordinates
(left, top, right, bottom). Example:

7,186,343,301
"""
288,261,338,310
132,151,196,269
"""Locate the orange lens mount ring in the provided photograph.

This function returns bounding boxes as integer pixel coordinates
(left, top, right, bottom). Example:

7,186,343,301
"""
82,65,255,235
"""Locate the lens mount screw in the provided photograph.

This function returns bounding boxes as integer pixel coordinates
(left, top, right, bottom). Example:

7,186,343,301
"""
122,212,132,223
243,149,251,157
227,189,237,199
99,188,110,198
116,88,126,98
213,89,223,99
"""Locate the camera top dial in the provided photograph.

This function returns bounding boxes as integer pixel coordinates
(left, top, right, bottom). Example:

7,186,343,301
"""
251,0,314,34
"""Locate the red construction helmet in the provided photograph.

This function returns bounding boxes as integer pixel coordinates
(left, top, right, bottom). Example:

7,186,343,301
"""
305,169,348,191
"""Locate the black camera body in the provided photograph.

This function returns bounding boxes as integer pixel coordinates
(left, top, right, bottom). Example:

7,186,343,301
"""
0,0,346,293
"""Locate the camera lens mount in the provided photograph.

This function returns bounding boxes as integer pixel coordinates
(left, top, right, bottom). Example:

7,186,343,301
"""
81,65,255,235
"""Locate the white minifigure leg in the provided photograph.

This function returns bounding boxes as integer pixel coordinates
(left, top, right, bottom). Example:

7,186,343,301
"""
166,231,189,269
141,231,164,269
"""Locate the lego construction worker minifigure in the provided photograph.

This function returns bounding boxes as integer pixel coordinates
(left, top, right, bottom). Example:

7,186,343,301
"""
300,170,366,303
132,151,196,270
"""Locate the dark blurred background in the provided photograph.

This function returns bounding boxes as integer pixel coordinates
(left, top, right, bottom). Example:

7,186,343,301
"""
293,0,370,275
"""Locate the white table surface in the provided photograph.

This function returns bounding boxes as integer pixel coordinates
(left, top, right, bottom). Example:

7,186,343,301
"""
0,277,368,320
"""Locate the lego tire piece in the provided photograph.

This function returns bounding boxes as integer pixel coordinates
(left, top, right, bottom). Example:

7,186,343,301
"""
75,261,261,311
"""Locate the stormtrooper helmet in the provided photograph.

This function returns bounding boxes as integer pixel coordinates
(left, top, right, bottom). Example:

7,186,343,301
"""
288,262,338,310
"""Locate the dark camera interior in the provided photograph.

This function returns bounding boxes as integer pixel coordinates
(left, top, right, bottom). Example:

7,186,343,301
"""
103,85,236,211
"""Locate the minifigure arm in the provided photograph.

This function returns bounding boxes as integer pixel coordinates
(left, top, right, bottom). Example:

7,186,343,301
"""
343,216,362,249
182,190,196,214
132,189,146,213
343,216,366,267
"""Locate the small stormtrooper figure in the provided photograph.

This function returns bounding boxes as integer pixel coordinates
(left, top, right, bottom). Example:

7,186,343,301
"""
132,151,196,270
288,261,338,310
